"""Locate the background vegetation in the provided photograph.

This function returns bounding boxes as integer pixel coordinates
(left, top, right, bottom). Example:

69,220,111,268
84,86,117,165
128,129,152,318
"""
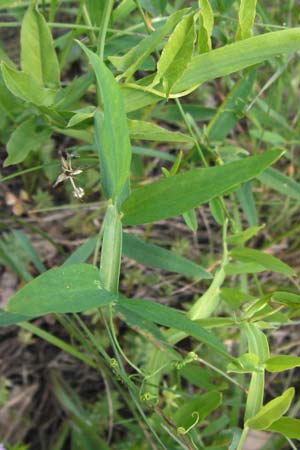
0,1,300,449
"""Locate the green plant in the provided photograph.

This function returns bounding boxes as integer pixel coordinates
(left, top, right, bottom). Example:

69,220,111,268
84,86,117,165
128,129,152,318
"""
1,1,300,449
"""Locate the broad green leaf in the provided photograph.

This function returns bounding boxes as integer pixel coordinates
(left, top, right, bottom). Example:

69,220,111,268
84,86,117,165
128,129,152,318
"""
198,0,214,54
109,9,188,79
122,232,211,278
152,12,195,96
0,309,31,327
206,69,256,142
1,63,57,106
128,120,194,143
258,167,300,201
236,0,257,40
227,225,263,246
7,264,116,318
21,2,60,87
77,41,131,200
266,417,300,439
265,355,300,373
4,117,51,166
246,388,295,430
173,392,221,431
117,298,230,357
225,261,265,275
173,28,300,94
122,149,282,225
236,181,258,227
230,248,294,276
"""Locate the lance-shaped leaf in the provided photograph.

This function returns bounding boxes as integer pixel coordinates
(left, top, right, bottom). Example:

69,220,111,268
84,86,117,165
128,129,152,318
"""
246,388,295,430
7,264,116,319
230,248,294,276
1,63,57,106
116,297,230,358
258,167,300,200
173,28,300,94
122,232,211,278
236,0,257,41
21,2,60,87
152,12,195,96
77,41,131,200
266,417,300,439
122,149,282,225
128,120,194,143
198,0,214,54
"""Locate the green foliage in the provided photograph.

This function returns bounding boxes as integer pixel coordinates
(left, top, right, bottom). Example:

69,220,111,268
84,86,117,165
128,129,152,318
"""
1,1,300,449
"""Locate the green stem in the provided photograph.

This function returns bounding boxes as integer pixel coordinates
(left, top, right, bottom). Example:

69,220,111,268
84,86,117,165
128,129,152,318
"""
236,426,249,450
100,203,122,294
97,0,114,59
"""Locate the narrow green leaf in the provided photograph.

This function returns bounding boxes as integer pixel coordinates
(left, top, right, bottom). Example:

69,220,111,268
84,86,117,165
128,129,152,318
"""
265,355,300,373
4,117,51,166
152,12,195,96
21,2,60,87
230,248,294,276
122,149,282,225
236,181,258,227
227,226,264,246
12,229,46,273
117,298,230,358
246,388,295,430
1,63,57,106
77,41,131,200
266,417,300,439
7,264,116,318
173,28,300,94
225,261,266,275
122,232,211,278
109,9,188,78
128,120,194,143
236,0,257,40
257,167,300,201
198,0,214,54
183,209,198,233
272,291,300,307
64,236,98,265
